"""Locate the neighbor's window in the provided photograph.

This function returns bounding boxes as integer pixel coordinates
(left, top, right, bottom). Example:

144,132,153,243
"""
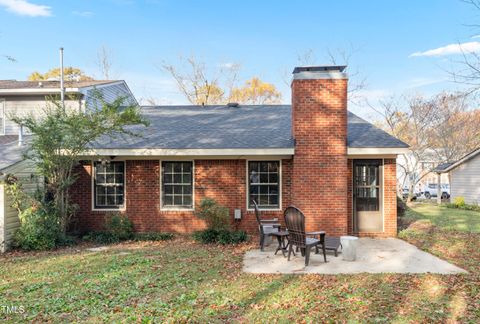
162,161,193,209
0,99,5,135
248,161,280,209
94,161,125,209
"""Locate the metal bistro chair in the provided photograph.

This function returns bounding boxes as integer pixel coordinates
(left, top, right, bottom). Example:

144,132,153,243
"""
284,206,327,266
253,200,281,251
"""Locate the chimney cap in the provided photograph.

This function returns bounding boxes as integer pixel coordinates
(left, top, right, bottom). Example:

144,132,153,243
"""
292,65,347,74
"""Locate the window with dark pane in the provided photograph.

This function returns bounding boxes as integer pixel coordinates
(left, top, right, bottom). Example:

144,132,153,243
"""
248,161,280,209
162,161,193,208
94,161,125,209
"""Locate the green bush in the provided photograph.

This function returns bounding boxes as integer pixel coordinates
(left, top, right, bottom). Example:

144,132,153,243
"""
195,198,231,231
105,214,134,240
446,200,480,212
83,214,133,244
133,232,174,241
192,229,248,245
454,196,466,207
12,204,69,251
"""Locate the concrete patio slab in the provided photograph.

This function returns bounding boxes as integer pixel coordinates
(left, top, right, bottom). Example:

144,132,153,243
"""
243,238,467,274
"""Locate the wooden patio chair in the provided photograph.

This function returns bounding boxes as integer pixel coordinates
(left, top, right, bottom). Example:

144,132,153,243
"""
284,206,327,266
253,200,281,251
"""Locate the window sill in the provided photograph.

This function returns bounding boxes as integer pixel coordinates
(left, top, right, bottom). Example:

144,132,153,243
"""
160,207,195,212
246,208,282,212
92,207,126,212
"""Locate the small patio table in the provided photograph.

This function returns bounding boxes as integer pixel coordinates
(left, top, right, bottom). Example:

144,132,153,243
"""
270,231,294,257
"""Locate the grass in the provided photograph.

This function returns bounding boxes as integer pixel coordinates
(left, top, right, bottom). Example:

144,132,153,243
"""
1,206,479,322
405,202,480,233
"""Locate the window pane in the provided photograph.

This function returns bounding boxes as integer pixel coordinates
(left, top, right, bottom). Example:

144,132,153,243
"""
183,195,192,206
173,174,182,183
173,163,182,173
163,195,173,206
182,173,191,184
260,173,268,183
163,173,173,184
174,196,183,205
173,185,182,194
269,173,278,184
184,185,192,195
268,162,278,172
183,163,192,173
164,185,173,195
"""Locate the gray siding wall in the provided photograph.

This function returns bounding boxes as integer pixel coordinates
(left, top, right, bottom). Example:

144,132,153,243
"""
83,83,137,110
1,95,82,135
450,154,480,204
0,160,42,252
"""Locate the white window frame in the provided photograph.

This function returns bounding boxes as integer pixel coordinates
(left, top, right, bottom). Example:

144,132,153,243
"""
160,160,195,211
91,160,127,211
246,159,282,211
0,99,5,135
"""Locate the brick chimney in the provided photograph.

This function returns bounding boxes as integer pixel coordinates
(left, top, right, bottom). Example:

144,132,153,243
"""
291,66,348,236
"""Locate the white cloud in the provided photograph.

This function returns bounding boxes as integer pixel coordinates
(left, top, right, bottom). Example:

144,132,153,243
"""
0,0,51,17
73,10,94,17
409,41,480,57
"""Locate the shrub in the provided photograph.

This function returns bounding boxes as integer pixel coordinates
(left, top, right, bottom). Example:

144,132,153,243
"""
192,229,248,245
133,232,174,241
195,198,231,231
454,196,466,208
446,201,480,212
12,204,68,251
83,214,134,244
105,214,134,241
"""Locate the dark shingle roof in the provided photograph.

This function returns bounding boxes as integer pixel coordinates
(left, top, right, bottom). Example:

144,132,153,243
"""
90,105,408,150
92,105,294,150
347,112,409,148
433,162,454,173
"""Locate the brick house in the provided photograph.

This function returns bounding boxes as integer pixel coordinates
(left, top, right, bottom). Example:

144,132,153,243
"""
72,66,409,237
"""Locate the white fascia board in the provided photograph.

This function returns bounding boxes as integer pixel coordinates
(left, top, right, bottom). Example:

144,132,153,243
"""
79,148,295,157
347,147,410,156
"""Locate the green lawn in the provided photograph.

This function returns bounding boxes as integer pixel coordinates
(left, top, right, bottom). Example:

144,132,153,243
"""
1,206,479,322
406,202,480,233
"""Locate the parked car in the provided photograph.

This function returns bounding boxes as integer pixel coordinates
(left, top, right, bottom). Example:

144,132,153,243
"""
423,184,450,199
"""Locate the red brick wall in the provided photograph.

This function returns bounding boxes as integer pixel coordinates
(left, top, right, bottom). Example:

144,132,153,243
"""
347,158,397,238
291,78,349,236
71,159,292,234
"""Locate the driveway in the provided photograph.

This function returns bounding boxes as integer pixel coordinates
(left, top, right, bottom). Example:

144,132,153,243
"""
243,238,467,274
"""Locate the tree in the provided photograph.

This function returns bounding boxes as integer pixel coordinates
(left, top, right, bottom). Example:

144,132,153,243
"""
229,78,282,104
28,67,94,82
96,45,114,80
10,94,148,236
161,55,281,105
372,92,480,202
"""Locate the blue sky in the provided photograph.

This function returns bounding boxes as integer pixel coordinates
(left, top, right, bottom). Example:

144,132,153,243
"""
0,0,478,120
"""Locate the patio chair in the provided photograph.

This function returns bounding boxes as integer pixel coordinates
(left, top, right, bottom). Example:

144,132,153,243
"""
284,206,327,266
253,200,281,251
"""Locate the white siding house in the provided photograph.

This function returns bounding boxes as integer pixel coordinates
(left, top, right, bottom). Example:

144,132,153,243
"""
0,79,137,252
0,160,40,252
437,148,480,205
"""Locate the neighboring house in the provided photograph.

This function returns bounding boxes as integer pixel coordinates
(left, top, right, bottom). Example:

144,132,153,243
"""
0,79,137,136
435,147,480,204
397,151,449,195
70,66,409,238
0,79,137,252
